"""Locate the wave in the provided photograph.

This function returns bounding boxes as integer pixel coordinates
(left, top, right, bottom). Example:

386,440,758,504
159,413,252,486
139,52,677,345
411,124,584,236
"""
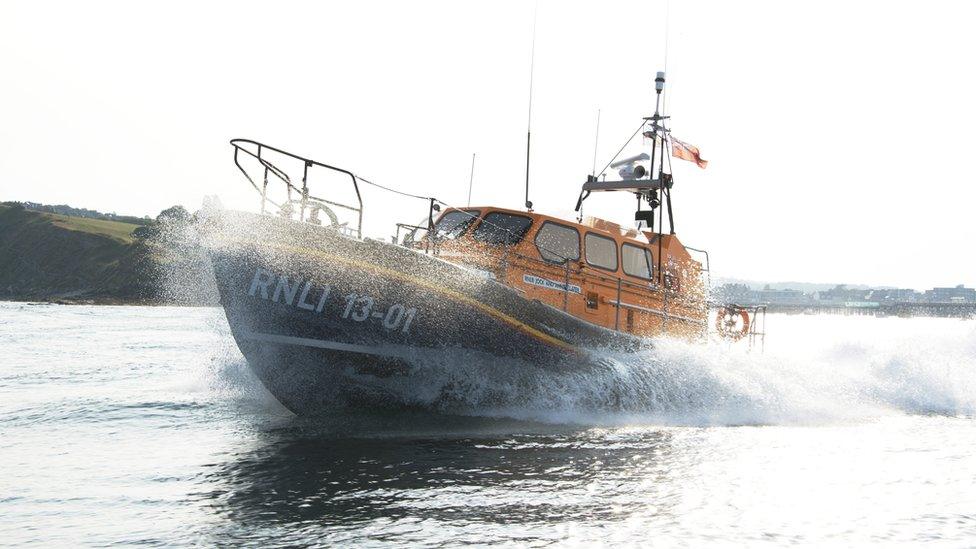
344,315,976,426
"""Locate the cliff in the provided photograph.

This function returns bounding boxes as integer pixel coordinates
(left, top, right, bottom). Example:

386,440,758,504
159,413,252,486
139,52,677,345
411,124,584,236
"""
0,203,212,305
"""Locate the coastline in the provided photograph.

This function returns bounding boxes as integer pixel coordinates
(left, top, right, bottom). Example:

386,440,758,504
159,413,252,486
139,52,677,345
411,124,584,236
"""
0,297,216,307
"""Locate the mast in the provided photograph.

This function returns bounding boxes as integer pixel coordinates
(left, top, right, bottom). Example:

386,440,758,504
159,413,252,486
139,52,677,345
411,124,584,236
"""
574,69,678,275
652,72,666,284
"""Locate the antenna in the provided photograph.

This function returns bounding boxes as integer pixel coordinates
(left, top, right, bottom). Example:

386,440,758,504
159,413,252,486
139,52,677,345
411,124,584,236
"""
591,108,601,176
524,1,538,211
467,153,476,207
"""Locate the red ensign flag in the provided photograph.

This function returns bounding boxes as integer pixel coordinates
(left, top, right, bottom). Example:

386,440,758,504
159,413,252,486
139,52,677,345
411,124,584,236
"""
670,137,708,169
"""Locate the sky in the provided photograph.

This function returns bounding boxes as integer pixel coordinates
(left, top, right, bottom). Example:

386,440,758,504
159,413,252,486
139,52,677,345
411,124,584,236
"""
2,0,974,289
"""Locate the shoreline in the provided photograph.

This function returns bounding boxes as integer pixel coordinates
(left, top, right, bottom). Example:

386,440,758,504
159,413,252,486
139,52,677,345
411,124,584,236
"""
0,297,215,307
5,297,973,319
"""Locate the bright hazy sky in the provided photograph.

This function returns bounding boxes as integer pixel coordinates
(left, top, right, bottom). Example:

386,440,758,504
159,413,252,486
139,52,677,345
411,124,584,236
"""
2,1,974,289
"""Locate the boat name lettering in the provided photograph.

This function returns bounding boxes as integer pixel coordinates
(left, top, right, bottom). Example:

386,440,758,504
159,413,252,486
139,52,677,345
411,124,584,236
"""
522,274,581,294
246,268,416,333
342,293,416,333
249,268,330,312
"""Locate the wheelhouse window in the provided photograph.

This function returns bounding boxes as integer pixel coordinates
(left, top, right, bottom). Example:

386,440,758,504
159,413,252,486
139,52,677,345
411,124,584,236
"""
584,232,618,271
534,221,580,264
472,212,533,245
433,210,479,239
622,243,653,280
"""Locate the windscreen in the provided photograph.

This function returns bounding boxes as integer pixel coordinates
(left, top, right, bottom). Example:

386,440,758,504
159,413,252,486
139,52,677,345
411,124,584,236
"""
433,210,480,239
472,212,533,245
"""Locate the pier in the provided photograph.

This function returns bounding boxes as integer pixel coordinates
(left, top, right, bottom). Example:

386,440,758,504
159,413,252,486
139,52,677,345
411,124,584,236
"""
713,283,976,319
740,302,976,319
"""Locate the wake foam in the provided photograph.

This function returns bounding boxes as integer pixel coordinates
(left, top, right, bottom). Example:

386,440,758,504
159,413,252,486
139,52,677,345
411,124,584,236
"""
360,315,976,426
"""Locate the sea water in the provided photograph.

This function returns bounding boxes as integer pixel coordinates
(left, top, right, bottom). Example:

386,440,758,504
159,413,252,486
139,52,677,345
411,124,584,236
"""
1,302,974,546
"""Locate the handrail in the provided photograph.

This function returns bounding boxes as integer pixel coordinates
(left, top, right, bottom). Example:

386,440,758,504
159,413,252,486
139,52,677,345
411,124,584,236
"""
505,249,707,327
395,223,429,245
230,139,364,238
683,245,711,304
438,234,704,316
684,245,710,273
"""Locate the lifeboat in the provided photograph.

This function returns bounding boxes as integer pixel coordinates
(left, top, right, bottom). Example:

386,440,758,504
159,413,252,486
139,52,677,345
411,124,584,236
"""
203,72,713,414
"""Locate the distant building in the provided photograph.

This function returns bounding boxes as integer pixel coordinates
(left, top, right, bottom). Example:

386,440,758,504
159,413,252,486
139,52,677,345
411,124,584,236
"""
866,288,922,303
924,285,976,303
818,285,870,304
712,283,814,306
713,282,976,309
756,286,811,305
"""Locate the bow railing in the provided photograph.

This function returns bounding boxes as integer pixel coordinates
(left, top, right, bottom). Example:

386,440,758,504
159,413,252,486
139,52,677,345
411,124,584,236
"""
230,139,364,238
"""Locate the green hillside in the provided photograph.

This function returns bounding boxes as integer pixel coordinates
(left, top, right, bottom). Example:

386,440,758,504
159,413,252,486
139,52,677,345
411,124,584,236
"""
45,211,139,243
0,203,158,303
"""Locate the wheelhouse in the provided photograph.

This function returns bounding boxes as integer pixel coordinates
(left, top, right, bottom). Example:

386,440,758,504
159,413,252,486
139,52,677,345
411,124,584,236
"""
428,206,707,339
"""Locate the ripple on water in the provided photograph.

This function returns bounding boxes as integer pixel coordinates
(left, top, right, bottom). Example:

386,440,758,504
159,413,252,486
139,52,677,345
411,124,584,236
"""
1,303,975,546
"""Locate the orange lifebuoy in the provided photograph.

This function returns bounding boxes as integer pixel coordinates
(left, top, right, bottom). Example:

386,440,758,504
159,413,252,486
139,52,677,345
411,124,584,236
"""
715,305,750,340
